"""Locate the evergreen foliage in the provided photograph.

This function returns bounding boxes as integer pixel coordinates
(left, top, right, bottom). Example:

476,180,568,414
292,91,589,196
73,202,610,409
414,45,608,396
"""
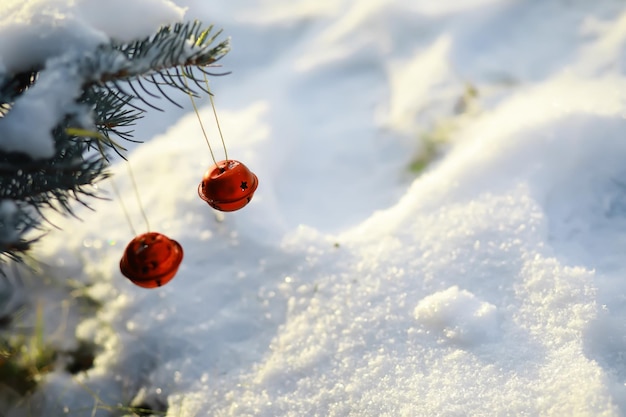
0,21,229,265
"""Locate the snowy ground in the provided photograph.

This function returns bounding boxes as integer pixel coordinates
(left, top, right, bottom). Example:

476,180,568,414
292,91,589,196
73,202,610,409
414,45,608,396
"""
5,0,626,415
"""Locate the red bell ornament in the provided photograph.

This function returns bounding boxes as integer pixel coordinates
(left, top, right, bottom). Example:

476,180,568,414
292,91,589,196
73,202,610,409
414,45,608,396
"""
120,232,183,288
198,159,259,212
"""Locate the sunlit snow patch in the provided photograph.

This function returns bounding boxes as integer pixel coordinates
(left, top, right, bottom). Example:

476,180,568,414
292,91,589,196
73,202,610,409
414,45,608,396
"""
413,286,499,345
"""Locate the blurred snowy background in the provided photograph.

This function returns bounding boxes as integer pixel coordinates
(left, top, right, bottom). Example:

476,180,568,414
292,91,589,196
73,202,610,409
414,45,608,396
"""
4,0,626,415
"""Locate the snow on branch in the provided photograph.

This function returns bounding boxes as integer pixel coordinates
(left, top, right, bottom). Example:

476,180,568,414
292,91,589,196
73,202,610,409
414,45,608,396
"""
101,21,231,111
0,21,230,159
0,52,91,159
0,20,230,262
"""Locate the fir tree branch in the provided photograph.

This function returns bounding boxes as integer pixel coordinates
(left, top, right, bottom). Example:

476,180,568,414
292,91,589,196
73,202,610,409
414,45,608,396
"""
0,70,38,103
99,21,230,104
0,20,230,265
78,21,230,151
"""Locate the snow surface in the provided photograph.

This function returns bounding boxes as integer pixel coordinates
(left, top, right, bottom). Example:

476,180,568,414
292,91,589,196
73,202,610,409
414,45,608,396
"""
6,0,626,416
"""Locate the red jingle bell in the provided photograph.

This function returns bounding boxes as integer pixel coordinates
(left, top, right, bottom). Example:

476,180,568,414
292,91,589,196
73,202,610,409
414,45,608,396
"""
198,159,259,212
119,232,183,288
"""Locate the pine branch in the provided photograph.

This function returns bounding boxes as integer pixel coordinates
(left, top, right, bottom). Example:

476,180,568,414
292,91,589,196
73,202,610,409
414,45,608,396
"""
0,70,38,103
84,21,230,147
0,20,230,265
106,21,229,79
98,21,230,111
0,200,38,264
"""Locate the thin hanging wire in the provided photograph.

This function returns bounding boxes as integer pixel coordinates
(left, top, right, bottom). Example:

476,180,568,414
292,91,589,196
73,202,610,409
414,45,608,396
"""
204,72,229,162
109,160,151,236
110,175,137,236
126,161,150,232
182,67,218,165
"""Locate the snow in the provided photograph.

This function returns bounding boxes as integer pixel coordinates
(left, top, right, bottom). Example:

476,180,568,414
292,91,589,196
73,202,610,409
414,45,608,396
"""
5,0,626,416
0,52,87,158
413,286,499,346
0,0,185,158
0,0,184,73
